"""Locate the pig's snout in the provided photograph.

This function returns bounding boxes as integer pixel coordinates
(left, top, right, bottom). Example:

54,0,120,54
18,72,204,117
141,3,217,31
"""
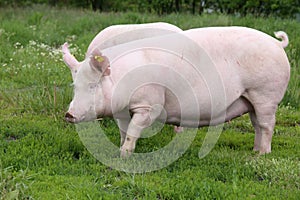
65,112,76,123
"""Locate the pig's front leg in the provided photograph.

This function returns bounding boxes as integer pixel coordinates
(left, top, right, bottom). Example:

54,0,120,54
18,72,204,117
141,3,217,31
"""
120,108,154,158
117,118,130,146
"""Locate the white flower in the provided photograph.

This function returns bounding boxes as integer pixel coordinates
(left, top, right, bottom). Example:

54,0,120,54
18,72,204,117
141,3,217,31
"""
29,40,37,46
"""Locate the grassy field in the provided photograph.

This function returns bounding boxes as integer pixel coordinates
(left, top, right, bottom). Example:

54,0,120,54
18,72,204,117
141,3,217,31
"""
0,5,299,199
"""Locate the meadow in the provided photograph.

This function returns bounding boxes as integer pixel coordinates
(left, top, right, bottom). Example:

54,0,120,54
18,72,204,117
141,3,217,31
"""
0,5,299,199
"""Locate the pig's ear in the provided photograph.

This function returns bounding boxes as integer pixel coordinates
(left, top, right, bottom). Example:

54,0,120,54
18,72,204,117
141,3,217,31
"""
62,42,79,70
89,49,111,76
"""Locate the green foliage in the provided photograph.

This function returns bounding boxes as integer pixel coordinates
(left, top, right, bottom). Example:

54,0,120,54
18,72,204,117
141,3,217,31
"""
246,157,300,188
0,0,299,17
204,0,300,17
0,6,299,199
0,166,34,199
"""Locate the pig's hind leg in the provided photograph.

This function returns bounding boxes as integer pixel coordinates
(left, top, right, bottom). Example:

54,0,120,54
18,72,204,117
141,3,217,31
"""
249,112,262,152
245,91,279,154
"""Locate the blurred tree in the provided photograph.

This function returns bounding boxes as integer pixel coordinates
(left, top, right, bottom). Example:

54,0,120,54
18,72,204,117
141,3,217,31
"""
192,0,196,14
0,0,299,18
175,0,180,12
91,0,102,11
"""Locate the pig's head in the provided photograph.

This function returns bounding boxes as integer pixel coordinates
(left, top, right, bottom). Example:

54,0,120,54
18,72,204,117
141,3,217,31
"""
63,46,111,123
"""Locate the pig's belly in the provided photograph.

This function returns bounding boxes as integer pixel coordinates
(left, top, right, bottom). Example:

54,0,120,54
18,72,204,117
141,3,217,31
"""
164,97,253,128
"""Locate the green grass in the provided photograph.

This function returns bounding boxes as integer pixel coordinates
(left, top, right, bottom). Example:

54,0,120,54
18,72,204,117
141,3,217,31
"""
0,5,299,199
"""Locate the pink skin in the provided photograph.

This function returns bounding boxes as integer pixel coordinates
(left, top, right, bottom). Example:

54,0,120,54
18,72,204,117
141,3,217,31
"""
62,22,184,142
62,22,182,79
86,22,182,57
64,26,290,157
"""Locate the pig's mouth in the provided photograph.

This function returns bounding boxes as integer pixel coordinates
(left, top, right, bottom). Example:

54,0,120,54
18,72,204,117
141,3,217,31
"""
65,112,101,123
96,117,103,121
65,112,79,123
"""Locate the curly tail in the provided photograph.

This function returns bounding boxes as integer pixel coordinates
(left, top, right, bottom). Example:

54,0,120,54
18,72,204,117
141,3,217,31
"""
274,31,289,48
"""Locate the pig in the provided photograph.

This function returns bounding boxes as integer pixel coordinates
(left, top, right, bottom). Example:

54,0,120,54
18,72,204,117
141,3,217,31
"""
64,26,290,157
62,22,184,134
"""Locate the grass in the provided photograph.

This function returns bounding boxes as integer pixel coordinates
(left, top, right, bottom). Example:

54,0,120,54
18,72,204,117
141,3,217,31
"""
0,5,299,199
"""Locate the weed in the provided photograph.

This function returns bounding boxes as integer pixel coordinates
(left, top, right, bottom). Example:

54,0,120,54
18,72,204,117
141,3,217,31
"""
0,165,34,200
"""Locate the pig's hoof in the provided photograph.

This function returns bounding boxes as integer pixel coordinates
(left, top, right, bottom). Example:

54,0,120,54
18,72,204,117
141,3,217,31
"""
258,144,271,155
120,147,133,158
253,146,260,152
259,150,271,155
174,126,184,133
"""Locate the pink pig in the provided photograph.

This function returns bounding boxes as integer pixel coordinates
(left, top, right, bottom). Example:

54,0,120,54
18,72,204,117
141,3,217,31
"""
63,26,290,157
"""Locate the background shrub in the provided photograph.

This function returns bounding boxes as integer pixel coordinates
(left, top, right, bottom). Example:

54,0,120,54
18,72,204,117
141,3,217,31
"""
0,0,299,17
